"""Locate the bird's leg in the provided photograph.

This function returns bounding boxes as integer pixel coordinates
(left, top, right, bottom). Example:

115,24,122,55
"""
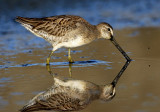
46,63,58,79
68,48,74,63
46,64,53,75
69,63,73,77
46,50,54,65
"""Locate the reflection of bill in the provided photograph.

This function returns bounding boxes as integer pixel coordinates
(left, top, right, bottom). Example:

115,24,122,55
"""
20,60,131,112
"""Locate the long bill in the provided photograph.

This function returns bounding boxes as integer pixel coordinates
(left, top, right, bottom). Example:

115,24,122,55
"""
111,60,131,87
110,36,131,61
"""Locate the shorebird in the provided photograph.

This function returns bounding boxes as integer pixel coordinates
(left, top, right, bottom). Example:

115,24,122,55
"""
16,15,131,65
20,60,131,112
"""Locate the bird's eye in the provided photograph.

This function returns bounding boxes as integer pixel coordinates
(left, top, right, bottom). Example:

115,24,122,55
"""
108,28,111,32
110,92,113,95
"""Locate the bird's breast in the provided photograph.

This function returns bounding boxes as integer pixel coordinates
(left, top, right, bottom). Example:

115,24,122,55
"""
54,78,87,92
63,36,86,48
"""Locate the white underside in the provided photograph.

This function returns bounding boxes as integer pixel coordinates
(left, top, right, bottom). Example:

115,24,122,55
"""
54,78,86,92
21,24,86,51
54,37,85,50
26,78,87,107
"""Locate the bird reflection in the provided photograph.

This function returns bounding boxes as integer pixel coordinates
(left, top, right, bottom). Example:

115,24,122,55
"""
46,62,73,77
20,60,131,112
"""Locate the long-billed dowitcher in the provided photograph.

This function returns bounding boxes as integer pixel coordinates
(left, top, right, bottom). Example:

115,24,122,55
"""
20,60,131,112
16,15,131,65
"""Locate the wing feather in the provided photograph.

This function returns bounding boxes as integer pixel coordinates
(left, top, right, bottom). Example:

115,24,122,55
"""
16,15,89,37
20,86,86,112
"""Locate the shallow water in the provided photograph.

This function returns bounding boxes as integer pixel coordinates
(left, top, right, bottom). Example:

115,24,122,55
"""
1,0,160,112
1,27,160,112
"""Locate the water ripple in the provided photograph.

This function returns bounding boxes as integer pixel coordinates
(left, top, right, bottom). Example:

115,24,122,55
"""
0,60,112,69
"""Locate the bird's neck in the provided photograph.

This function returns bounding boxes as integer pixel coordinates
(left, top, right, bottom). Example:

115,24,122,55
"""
99,85,108,100
88,86,103,101
85,25,101,42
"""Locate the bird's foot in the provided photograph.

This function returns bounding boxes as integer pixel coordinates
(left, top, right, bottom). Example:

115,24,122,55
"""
68,57,74,63
46,58,50,65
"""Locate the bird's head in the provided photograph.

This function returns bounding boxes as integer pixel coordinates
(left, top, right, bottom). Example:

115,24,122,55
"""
97,22,131,61
100,84,116,101
97,22,113,40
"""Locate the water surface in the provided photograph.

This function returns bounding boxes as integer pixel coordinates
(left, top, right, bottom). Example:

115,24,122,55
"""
1,27,160,112
0,0,160,112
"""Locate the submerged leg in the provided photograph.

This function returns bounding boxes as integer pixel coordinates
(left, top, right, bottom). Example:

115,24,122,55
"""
68,48,74,63
46,64,53,75
46,63,58,78
69,63,73,77
46,50,54,65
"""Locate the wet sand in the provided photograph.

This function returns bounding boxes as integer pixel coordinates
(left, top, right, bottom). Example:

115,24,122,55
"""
0,27,160,112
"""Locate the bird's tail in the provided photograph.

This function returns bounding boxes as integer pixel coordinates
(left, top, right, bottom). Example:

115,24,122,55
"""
20,103,43,112
15,16,42,33
15,16,40,25
16,16,30,24
16,16,46,27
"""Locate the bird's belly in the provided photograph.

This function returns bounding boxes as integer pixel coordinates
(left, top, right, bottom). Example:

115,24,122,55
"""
63,37,86,48
55,78,86,92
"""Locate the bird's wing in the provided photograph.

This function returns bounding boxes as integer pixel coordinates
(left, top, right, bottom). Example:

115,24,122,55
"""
20,86,88,112
16,15,89,37
37,92,85,111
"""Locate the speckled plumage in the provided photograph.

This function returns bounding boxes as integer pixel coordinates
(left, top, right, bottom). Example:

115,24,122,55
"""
16,15,101,51
16,15,131,64
20,77,115,112
20,59,131,112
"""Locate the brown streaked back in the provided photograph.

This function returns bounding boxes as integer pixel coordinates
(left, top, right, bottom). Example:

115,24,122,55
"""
16,15,91,37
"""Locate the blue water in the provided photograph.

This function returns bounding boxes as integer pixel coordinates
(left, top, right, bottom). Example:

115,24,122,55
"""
0,1,160,112
0,0,160,54
0,59,112,69
0,0,160,30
